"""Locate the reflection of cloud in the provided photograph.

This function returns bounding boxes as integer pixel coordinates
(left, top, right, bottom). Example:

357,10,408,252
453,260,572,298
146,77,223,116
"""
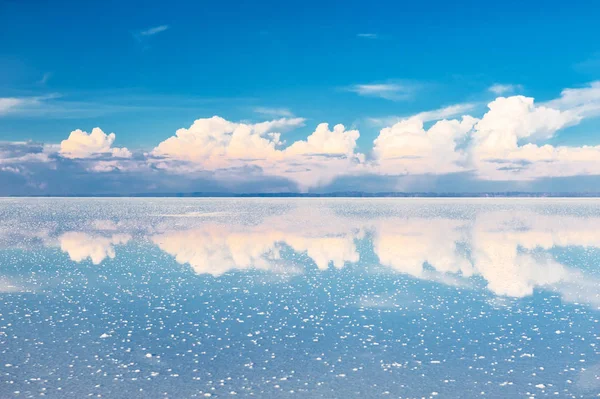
152,226,283,276
577,362,600,392
59,232,131,265
147,207,600,305
284,235,359,270
0,277,29,293
151,207,363,275
471,212,600,298
372,218,473,278
10,201,599,305
151,226,361,276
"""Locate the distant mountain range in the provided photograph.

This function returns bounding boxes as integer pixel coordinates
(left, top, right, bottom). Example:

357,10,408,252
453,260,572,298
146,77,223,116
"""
13,192,600,198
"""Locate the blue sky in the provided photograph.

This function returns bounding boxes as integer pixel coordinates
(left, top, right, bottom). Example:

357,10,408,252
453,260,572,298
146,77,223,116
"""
2,0,600,194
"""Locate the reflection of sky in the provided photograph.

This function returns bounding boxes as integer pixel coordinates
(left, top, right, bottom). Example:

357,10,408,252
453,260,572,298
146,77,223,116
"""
0,199,599,397
25,200,600,302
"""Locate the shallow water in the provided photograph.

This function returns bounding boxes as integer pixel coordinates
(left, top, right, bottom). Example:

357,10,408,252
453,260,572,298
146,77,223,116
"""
0,198,599,398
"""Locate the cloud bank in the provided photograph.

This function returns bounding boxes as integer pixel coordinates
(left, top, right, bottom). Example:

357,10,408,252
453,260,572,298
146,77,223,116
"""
4,82,600,194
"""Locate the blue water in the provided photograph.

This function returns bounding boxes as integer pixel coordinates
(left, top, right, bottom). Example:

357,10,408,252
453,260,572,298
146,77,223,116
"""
0,198,598,398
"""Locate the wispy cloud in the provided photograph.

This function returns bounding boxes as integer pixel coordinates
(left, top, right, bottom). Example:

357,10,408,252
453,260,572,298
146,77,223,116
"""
415,103,477,121
347,82,414,101
0,94,144,119
0,95,58,116
367,102,477,126
139,25,169,37
0,97,27,115
253,107,294,117
357,33,378,39
38,72,52,85
488,83,523,95
574,53,600,74
0,92,260,119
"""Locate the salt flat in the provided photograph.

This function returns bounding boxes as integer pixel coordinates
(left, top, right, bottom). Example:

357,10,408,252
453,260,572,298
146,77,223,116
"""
0,199,599,398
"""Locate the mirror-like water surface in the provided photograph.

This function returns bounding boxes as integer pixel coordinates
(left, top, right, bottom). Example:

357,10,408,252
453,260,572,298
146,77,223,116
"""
1,198,599,398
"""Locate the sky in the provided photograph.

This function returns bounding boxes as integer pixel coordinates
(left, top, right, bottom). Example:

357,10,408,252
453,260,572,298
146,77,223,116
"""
2,0,600,194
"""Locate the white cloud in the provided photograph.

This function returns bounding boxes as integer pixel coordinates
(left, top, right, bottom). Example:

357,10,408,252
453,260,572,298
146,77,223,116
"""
368,82,600,182
0,98,27,115
7,81,600,190
470,93,600,180
285,123,359,156
357,33,378,39
488,84,523,95
150,116,363,190
0,94,144,119
473,96,578,147
544,81,600,118
139,25,169,37
151,116,303,166
367,103,476,127
281,123,364,189
347,83,413,100
60,128,132,159
86,159,145,173
0,95,54,116
253,107,294,117
372,115,477,175
414,103,477,122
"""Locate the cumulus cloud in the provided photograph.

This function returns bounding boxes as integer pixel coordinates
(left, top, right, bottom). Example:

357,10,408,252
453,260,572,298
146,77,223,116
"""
6,81,600,192
470,92,600,180
281,123,364,189
368,82,600,183
372,116,477,175
59,128,132,159
151,116,303,166
150,116,363,190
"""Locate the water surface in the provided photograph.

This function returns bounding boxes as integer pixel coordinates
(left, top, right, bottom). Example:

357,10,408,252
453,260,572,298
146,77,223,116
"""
1,198,599,398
